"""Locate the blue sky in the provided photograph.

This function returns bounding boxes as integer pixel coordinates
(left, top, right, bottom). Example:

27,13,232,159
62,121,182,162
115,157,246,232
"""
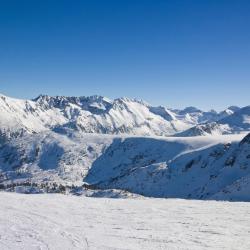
0,0,249,110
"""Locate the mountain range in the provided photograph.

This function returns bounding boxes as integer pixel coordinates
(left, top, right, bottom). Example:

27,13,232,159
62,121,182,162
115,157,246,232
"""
0,93,250,201
0,93,249,139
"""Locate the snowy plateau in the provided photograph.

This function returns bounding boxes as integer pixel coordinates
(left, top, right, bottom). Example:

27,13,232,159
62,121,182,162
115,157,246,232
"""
1,93,250,249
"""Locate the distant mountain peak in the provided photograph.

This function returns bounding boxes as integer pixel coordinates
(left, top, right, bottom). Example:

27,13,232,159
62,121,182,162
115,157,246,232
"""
182,106,202,113
240,133,250,145
227,106,241,112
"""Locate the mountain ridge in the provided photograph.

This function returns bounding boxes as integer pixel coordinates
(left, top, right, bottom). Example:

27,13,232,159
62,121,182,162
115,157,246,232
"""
0,93,247,139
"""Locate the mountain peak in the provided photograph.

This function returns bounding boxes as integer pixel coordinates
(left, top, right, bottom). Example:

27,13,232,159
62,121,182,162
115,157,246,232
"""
227,106,241,112
180,106,202,114
240,133,250,145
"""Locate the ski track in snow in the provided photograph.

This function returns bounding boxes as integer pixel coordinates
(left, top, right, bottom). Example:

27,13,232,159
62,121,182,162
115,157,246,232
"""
0,193,250,250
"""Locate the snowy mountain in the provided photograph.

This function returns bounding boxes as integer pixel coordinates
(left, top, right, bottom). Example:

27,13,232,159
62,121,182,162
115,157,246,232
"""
0,128,249,201
0,93,192,138
172,106,219,124
1,93,250,201
219,105,250,131
175,122,232,137
217,105,241,120
1,93,243,140
84,133,250,201
177,106,250,137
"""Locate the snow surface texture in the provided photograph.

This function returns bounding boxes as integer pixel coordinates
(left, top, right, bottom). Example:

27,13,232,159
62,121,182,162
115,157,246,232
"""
0,192,250,250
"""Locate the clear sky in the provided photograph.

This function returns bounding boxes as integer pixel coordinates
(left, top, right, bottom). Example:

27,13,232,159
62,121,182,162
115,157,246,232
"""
0,0,249,110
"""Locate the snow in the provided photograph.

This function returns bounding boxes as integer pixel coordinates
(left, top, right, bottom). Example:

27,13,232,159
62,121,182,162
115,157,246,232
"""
219,106,250,131
174,106,250,137
1,93,248,139
1,130,249,201
0,130,245,188
0,93,191,137
175,122,235,137
0,92,250,201
0,192,250,250
0,93,250,249
81,133,250,201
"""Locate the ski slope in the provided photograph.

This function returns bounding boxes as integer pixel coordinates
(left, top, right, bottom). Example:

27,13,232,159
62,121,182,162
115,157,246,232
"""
0,192,250,250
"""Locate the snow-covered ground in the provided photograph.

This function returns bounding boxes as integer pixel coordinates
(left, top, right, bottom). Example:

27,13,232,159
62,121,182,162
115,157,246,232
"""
0,192,250,250
1,93,250,249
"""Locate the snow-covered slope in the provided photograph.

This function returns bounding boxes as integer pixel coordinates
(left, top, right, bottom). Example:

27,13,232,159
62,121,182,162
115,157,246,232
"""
0,131,220,186
0,132,115,186
1,192,250,250
177,106,250,137
0,93,192,138
0,193,250,250
217,105,240,120
219,105,250,131
0,93,244,139
175,122,232,137
84,133,250,201
0,94,67,140
1,128,249,201
0,93,250,201
172,106,219,124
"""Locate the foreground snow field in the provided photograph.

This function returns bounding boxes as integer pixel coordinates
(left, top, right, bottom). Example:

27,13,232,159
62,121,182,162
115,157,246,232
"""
0,193,250,250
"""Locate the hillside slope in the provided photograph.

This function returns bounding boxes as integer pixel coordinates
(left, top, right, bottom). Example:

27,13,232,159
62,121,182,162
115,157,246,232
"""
1,130,249,201
84,133,250,201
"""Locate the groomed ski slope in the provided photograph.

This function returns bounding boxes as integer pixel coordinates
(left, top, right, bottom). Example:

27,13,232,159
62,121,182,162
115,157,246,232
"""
0,192,250,250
